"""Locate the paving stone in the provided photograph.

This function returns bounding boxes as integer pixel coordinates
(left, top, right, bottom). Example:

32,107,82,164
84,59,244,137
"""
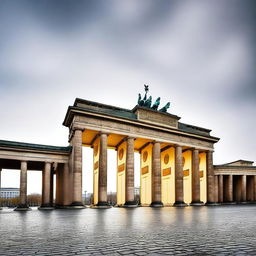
1,206,256,255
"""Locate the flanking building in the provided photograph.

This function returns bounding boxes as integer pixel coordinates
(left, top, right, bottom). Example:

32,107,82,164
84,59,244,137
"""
0,91,255,210
0,187,19,199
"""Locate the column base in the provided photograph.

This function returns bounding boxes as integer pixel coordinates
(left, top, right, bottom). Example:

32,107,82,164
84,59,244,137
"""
91,201,111,209
123,201,138,208
14,205,32,211
205,202,220,206
239,201,248,204
222,201,236,205
38,204,55,210
246,201,256,204
68,202,86,209
190,201,205,206
173,201,187,207
150,201,164,208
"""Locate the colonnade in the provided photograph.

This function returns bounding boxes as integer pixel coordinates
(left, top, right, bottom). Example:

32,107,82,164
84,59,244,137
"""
2,131,256,210
0,161,55,211
215,174,256,204
68,130,216,208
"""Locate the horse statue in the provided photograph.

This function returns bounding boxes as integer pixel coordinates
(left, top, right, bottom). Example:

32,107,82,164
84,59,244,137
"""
151,97,161,110
144,96,152,108
159,102,170,112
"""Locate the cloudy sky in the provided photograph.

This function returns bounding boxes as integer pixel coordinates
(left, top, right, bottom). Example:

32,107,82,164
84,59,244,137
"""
0,0,255,194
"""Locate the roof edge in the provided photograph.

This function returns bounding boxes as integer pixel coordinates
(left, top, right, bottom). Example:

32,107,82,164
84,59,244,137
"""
0,140,71,153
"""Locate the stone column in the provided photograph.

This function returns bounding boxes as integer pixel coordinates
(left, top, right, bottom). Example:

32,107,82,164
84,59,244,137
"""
150,142,163,207
218,175,223,203
0,168,2,210
206,151,215,205
227,175,233,203
241,175,247,203
254,176,256,202
55,165,61,206
97,133,108,207
15,161,30,210
40,162,52,209
174,145,186,206
71,129,84,207
246,176,253,202
63,163,70,206
191,149,203,205
214,175,219,203
124,137,137,207
50,168,54,206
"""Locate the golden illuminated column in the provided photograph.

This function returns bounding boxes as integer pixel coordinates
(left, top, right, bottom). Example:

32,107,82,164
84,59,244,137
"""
218,175,223,203
151,142,163,207
71,129,84,207
206,151,215,204
124,137,137,207
191,149,203,205
241,175,247,203
226,175,233,202
15,161,30,210
214,176,219,203
40,162,53,209
97,133,108,207
174,145,186,206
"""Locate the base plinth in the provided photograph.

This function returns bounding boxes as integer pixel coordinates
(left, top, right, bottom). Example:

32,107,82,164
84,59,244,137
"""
205,202,220,206
190,201,205,206
173,201,187,207
91,201,111,209
38,206,55,210
150,201,164,208
123,201,138,208
67,202,85,209
14,205,31,211
222,202,236,205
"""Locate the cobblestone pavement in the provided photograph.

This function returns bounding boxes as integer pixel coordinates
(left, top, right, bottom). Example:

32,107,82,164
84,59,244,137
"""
1,205,256,255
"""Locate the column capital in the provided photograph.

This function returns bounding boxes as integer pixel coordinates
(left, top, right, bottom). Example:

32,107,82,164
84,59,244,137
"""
151,140,161,145
173,144,182,149
99,131,109,136
126,136,136,140
191,147,200,151
72,127,85,132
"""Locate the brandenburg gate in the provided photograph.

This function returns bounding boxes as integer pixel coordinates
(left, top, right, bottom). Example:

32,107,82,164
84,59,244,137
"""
0,88,255,210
